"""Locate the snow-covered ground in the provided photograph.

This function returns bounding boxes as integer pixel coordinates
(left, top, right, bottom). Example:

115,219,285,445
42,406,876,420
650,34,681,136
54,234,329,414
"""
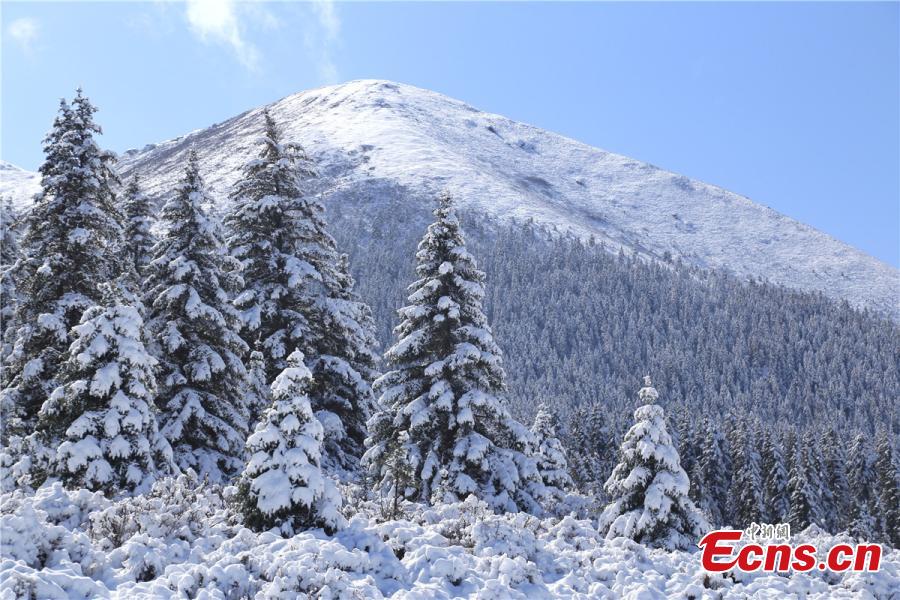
1,477,897,599
2,80,897,316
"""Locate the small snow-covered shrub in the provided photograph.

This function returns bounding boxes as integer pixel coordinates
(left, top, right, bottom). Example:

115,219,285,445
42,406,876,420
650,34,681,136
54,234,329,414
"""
0,560,108,600
0,483,104,571
88,472,231,583
89,471,226,547
472,512,542,561
429,495,494,548
254,528,394,599
2,479,899,599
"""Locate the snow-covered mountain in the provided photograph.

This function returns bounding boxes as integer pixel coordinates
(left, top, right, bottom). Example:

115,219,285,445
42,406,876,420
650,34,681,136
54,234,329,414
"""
0,161,39,206
3,80,896,315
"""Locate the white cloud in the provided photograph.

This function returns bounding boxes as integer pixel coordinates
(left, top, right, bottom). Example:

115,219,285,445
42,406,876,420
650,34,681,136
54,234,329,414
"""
7,17,39,55
185,0,260,69
177,0,341,81
306,0,341,83
312,0,340,43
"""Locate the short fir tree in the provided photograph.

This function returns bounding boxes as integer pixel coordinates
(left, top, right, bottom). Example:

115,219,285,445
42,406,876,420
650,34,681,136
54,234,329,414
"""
36,297,174,494
598,376,709,550
531,403,574,508
235,350,344,535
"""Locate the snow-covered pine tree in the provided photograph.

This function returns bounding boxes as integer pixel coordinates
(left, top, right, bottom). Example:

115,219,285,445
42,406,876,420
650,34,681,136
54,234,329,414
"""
760,429,790,523
122,175,156,275
671,405,698,486
819,427,851,533
566,401,614,499
531,403,574,507
598,376,709,550
690,416,731,527
846,432,878,541
144,150,249,480
728,417,765,528
35,289,174,495
873,430,900,546
235,350,343,535
0,198,21,374
225,110,377,472
363,403,415,517
363,193,544,514
307,252,379,473
225,108,318,381
787,436,824,531
1,91,123,440
246,347,272,430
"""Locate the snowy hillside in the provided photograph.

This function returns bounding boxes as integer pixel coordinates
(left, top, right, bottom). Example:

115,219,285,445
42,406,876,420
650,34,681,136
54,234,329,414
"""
3,80,896,315
0,162,39,208
119,79,897,317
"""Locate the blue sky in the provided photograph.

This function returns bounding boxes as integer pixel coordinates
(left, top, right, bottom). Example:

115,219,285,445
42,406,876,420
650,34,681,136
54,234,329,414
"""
2,1,898,266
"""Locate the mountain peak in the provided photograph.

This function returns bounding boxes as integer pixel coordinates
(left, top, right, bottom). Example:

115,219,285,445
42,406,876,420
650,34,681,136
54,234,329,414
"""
5,83,897,317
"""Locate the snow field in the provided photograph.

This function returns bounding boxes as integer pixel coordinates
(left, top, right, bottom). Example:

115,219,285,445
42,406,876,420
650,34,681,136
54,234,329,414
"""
2,479,897,599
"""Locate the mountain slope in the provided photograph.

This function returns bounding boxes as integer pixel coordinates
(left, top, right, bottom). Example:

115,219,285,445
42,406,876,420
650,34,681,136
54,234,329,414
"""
0,162,39,207
3,80,896,315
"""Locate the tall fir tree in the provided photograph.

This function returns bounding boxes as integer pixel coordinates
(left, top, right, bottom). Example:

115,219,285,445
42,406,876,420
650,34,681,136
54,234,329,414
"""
819,427,851,533
690,416,731,527
36,292,174,494
1,91,124,440
787,436,824,531
122,175,156,275
598,376,709,550
671,405,698,488
873,430,900,546
531,403,574,508
760,429,790,523
144,150,249,480
0,198,21,375
846,432,879,541
235,350,344,535
363,193,544,514
566,401,614,499
307,253,379,473
728,417,765,528
225,110,376,472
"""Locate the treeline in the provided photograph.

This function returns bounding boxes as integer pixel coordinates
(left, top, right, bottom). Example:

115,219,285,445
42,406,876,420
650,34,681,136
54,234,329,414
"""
324,194,898,437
